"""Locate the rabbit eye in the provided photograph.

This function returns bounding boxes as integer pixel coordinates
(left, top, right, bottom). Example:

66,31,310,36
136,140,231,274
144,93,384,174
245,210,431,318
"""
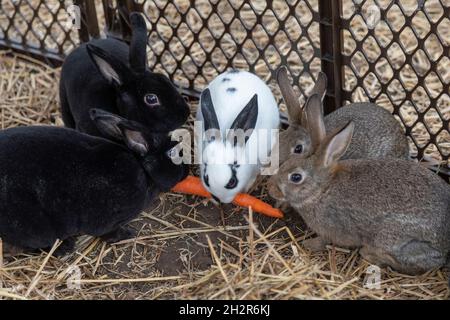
293,144,303,154
144,94,160,108
225,176,238,189
289,173,303,184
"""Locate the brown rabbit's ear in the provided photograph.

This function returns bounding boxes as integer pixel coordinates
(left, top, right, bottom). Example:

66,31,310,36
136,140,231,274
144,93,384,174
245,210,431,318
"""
305,94,326,152
320,122,354,167
277,66,302,125
311,72,327,103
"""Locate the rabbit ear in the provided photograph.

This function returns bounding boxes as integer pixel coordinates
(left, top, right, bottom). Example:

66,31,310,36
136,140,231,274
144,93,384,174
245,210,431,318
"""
227,94,258,146
87,44,130,86
311,72,327,103
201,89,220,131
305,94,326,152
320,122,355,167
122,128,149,156
277,66,302,125
201,89,221,143
129,12,148,74
89,108,125,140
90,108,149,156
230,94,258,132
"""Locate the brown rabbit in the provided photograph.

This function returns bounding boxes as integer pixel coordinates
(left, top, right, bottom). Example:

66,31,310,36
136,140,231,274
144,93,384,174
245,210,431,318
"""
276,67,409,164
269,95,450,275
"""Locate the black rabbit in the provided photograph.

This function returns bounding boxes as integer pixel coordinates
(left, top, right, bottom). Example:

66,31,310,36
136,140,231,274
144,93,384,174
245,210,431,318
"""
59,12,190,137
0,109,188,254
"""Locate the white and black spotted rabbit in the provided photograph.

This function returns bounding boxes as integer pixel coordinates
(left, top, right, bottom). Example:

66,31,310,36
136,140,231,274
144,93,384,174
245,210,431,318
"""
196,70,280,203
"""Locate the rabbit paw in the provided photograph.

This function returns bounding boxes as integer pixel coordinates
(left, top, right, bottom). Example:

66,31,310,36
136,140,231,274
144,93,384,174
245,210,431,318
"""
303,237,328,252
53,237,77,257
100,226,136,244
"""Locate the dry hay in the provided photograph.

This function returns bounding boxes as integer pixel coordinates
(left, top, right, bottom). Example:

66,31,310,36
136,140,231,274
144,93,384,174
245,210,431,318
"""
0,0,450,300
0,52,63,128
1,50,449,300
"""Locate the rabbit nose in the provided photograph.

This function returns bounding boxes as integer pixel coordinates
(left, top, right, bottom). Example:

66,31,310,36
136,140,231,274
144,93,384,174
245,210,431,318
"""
268,184,285,201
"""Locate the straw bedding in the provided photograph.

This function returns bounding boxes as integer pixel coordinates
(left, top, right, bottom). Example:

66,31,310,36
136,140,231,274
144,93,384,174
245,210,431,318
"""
0,0,449,300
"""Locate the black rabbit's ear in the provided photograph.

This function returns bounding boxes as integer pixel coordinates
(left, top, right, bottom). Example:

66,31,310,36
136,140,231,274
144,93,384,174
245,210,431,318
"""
90,108,124,141
90,108,149,155
201,89,220,131
201,89,222,143
230,94,258,132
86,44,130,86
320,121,355,167
227,94,258,147
129,12,148,74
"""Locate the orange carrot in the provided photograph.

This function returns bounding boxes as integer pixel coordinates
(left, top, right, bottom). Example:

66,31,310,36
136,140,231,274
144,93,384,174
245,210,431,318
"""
233,193,284,219
172,176,212,198
172,176,284,219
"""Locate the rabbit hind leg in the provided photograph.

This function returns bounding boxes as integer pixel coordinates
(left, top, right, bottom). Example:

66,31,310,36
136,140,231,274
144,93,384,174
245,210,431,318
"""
359,246,396,269
362,241,445,275
393,240,446,275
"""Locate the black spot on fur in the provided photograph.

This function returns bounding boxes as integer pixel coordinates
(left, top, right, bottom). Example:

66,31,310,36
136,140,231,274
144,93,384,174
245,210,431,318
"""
229,69,240,74
203,164,210,187
222,78,231,82
225,164,239,190
227,88,237,94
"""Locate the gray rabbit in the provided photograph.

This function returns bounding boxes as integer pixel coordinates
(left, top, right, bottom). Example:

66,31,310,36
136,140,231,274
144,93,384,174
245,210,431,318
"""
276,67,409,164
269,94,450,275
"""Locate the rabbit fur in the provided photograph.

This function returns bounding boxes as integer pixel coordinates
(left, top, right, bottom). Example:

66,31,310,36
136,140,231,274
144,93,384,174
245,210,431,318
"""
269,98,450,275
60,13,190,137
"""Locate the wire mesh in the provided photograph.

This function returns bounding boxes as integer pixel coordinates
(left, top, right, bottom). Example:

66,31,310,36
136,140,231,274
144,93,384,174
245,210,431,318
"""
1,0,449,166
0,0,91,65
340,0,450,165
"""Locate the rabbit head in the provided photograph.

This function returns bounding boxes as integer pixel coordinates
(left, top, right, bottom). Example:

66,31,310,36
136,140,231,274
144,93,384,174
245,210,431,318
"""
90,108,188,191
200,89,259,204
277,67,328,164
86,13,190,132
269,105,354,206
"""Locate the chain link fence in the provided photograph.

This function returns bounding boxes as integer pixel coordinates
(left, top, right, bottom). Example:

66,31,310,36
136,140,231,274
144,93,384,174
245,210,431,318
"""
340,0,450,167
1,0,449,168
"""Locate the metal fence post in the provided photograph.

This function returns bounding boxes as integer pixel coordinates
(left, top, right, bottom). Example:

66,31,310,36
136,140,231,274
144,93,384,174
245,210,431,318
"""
102,0,143,41
75,0,100,42
318,0,343,114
